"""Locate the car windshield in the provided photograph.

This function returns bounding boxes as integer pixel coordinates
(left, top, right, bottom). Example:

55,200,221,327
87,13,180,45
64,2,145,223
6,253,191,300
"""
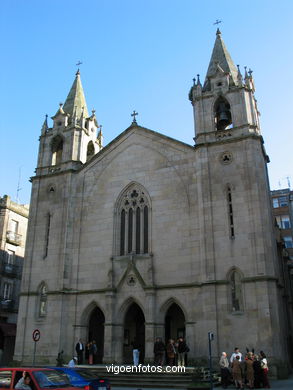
33,370,72,388
74,370,99,380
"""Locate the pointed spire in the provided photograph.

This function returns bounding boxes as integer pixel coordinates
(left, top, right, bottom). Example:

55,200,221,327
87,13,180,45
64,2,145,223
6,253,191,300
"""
204,30,238,88
237,65,243,86
41,114,48,134
63,70,89,120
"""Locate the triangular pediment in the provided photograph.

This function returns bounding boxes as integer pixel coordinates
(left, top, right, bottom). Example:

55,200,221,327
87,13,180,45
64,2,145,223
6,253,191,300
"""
82,123,194,171
116,256,147,291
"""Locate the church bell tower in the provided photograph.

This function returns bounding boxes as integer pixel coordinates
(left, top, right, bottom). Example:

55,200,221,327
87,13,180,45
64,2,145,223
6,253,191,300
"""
189,29,261,146
36,70,103,176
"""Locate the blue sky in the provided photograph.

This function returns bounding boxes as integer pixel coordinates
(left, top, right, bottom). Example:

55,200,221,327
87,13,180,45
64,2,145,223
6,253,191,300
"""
1,0,292,204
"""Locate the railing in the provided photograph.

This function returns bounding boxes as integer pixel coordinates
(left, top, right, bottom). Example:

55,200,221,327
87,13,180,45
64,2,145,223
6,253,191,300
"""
6,231,22,245
1,262,18,276
0,299,14,311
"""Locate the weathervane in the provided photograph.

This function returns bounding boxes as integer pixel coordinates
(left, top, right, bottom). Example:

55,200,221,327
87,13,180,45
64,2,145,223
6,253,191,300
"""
76,61,83,66
213,19,222,25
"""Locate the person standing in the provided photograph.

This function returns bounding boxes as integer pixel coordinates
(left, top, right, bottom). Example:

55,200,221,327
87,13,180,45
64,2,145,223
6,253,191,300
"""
132,338,140,366
219,352,230,389
177,337,188,367
245,352,255,389
253,354,262,388
154,337,165,366
88,340,97,365
231,355,243,389
166,339,176,366
230,347,242,364
75,339,84,365
260,351,270,388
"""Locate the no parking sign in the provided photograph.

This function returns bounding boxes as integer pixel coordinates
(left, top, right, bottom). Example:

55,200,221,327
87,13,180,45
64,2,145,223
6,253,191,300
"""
32,329,40,365
32,329,40,342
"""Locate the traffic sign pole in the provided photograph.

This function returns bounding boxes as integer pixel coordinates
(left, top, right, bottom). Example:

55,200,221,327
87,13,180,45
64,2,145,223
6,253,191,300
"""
32,329,41,366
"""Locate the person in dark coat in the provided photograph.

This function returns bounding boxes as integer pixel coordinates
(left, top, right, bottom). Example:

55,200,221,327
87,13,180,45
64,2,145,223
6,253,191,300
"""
177,337,188,367
166,339,176,366
154,337,165,366
253,354,262,388
75,339,84,365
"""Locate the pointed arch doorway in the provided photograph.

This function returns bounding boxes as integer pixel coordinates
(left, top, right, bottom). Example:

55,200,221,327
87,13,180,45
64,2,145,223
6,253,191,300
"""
165,303,185,342
88,307,105,363
123,303,145,363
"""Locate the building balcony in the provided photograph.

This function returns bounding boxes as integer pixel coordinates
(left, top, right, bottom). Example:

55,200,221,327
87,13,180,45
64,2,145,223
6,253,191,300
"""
0,299,15,312
6,231,22,246
1,262,18,277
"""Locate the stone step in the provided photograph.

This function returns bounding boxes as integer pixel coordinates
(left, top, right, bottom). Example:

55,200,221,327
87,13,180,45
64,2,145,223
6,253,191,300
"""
76,366,219,389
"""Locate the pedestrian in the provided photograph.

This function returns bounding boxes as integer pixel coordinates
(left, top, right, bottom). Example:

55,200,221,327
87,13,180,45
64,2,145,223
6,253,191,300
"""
231,355,243,389
75,339,84,365
68,357,77,367
154,337,165,366
219,352,230,389
253,354,262,388
132,338,140,366
166,339,176,366
89,340,97,365
245,352,254,389
177,337,189,367
230,347,242,364
260,351,270,388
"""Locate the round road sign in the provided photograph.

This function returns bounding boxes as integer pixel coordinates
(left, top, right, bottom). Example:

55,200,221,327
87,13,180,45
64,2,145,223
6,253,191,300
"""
32,329,40,342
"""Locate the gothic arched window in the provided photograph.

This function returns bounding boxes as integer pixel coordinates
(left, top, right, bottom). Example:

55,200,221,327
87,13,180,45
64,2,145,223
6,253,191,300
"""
86,141,95,161
51,135,63,165
116,185,150,256
214,97,232,131
38,283,47,317
229,270,243,312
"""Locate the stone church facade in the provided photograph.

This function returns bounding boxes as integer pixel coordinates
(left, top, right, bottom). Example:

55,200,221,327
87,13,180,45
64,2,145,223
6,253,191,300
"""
14,31,291,368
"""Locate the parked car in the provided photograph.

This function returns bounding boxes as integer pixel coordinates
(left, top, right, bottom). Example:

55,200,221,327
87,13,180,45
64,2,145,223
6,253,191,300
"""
51,368,110,390
0,368,81,390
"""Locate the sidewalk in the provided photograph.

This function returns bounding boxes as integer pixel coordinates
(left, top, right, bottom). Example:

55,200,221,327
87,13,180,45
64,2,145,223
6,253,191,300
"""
270,375,293,389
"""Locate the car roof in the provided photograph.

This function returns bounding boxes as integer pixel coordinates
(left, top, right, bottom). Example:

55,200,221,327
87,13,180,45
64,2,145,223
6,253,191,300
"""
0,368,55,370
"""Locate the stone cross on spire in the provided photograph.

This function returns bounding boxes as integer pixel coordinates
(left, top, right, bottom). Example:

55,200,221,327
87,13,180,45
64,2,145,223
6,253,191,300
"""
131,110,138,124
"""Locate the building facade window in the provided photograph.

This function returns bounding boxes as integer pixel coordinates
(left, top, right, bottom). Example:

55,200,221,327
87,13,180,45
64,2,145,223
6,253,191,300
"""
273,196,288,208
214,96,233,131
10,220,19,234
229,270,243,312
116,185,150,256
86,141,95,161
3,283,12,300
276,215,291,229
7,250,15,265
44,213,51,258
227,186,235,238
284,236,293,249
39,284,47,317
51,135,63,165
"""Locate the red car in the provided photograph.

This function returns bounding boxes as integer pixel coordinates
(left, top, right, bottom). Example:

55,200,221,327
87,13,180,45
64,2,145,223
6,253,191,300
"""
0,368,81,390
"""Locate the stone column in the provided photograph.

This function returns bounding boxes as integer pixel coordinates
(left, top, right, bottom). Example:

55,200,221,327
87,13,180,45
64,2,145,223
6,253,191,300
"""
104,323,113,363
185,322,196,359
113,324,124,364
104,291,115,363
144,290,156,363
